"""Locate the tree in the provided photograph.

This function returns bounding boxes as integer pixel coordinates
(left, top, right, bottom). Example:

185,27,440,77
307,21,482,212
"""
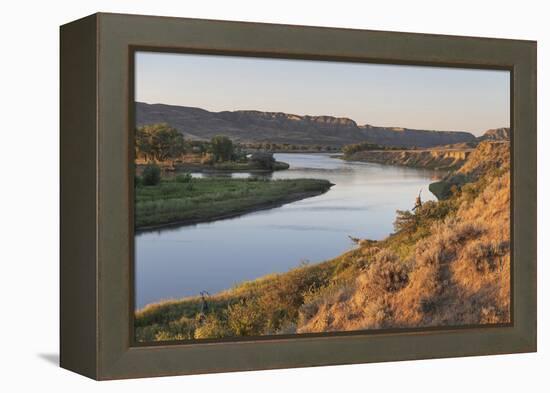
210,135,234,162
393,209,418,233
135,123,185,162
342,141,385,156
142,164,161,186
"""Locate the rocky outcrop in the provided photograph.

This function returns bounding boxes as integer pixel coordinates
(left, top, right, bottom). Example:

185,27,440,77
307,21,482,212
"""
429,141,510,199
478,127,511,141
136,102,476,148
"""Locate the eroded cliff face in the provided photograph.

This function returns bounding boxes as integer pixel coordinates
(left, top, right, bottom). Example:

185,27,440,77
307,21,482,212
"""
343,148,473,170
478,127,511,141
429,141,510,199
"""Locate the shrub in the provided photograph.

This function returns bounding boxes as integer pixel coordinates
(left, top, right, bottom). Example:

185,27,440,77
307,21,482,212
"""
194,314,232,339
134,175,143,187
226,299,266,336
154,331,187,341
393,209,418,233
248,152,276,169
364,250,409,293
464,239,509,273
200,153,215,165
175,172,192,183
142,164,161,186
417,200,454,222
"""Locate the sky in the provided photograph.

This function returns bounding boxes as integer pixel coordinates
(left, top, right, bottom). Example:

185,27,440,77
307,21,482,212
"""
135,51,510,136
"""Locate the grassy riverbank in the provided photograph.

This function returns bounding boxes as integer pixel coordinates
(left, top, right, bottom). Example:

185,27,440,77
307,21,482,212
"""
135,141,510,342
169,160,289,173
135,177,333,229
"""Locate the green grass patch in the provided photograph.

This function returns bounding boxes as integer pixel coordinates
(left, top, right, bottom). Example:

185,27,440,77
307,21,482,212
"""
135,177,333,229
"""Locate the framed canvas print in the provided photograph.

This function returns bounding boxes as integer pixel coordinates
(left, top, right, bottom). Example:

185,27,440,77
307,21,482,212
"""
60,13,537,380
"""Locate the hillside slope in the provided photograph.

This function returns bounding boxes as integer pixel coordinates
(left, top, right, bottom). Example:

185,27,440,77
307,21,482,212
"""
299,141,510,332
429,141,509,199
136,102,476,148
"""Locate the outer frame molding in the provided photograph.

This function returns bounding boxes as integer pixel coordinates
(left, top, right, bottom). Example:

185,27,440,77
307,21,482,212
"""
60,12,536,380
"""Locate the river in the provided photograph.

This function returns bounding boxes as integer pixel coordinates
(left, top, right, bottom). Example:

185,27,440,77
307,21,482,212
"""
135,153,440,309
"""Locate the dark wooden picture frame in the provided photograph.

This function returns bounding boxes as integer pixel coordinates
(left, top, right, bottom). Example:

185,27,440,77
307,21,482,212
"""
60,12,537,380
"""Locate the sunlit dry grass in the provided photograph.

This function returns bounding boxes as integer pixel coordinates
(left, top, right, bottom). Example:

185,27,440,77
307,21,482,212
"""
299,143,510,333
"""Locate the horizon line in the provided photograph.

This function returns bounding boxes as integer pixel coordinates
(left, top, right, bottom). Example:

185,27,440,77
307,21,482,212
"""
136,100,510,136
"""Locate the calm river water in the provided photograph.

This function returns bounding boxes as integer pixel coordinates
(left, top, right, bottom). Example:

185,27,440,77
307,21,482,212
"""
135,153,440,308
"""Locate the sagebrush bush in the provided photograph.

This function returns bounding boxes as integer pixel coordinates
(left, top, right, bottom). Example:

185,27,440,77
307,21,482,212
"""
142,164,161,186
464,239,508,273
194,314,232,339
362,250,409,294
226,299,266,336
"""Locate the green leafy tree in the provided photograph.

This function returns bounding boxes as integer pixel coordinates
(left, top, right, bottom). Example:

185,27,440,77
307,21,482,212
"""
210,135,234,162
135,123,185,162
393,209,418,233
342,142,385,156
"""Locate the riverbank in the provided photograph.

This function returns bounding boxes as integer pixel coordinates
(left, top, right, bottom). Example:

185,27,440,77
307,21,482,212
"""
341,148,473,170
135,141,510,342
135,177,333,230
136,160,290,173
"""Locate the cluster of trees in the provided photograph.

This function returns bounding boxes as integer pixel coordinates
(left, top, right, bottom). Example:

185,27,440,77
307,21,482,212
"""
241,142,340,152
342,141,405,156
135,123,238,163
210,135,236,162
135,123,185,162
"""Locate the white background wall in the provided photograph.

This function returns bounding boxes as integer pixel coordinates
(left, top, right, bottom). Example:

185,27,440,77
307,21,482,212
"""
0,0,546,391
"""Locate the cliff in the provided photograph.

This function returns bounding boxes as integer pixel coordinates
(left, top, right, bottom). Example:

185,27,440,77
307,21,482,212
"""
478,127,511,141
342,148,473,170
429,141,510,199
340,127,510,172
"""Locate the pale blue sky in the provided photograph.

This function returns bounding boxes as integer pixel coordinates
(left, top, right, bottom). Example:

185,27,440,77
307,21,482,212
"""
135,51,510,136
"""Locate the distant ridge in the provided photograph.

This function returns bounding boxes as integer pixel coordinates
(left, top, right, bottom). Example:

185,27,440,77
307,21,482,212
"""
136,102,477,148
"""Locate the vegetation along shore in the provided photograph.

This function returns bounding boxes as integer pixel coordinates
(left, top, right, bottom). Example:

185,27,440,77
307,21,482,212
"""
135,175,333,230
134,122,336,230
135,123,290,173
135,140,510,341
